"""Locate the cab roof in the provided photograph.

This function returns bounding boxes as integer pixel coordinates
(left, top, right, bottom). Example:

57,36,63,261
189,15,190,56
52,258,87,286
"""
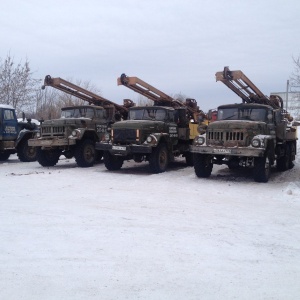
218,103,272,110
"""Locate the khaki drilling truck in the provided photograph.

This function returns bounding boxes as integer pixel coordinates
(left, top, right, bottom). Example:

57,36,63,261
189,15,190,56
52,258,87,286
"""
190,67,298,182
28,75,134,167
96,73,205,173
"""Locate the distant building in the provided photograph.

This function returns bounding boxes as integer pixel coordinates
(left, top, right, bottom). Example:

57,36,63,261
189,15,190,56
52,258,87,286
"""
271,91,300,120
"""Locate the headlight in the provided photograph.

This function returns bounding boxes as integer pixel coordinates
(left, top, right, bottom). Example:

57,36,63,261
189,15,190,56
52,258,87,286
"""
71,129,81,138
104,133,110,141
251,138,261,148
146,136,153,143
36,132,41,138
194,136,205,145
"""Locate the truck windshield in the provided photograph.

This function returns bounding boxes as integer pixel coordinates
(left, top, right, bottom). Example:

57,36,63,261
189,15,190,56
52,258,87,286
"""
218,107,267,121
129,108,167,121
61,108,95,118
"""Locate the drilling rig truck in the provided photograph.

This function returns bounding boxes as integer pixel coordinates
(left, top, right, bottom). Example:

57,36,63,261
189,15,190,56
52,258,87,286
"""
96,74,204,173
28,75,134,167
190,67,298,182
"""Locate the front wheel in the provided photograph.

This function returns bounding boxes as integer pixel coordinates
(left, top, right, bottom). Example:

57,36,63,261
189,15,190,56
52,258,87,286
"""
149,143,169,173
103,152,124,170
74,139,96,168
17,138,37,162
37,148,61,167
193,153,213,178
253,154,270,183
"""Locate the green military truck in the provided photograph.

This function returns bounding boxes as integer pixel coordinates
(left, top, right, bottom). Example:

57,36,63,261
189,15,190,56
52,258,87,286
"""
0,104,38,162
96,74,204,173
190,67,298,182
28,75,133,167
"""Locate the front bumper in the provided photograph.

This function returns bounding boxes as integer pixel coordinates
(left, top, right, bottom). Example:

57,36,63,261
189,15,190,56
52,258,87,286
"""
96,142,153,156
190,145,266,157
28,137,76,147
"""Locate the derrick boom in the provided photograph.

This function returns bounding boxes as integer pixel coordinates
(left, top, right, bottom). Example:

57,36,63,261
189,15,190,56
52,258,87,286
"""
42,75,134,120
216,67,283,110
117,73,203,121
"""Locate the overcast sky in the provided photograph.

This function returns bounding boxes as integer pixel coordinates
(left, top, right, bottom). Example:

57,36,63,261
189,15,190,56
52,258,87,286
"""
1,0,300,111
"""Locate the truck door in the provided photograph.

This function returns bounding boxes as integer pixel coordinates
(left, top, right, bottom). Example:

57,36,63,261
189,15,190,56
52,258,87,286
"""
1,108,18,141
174,108,189,142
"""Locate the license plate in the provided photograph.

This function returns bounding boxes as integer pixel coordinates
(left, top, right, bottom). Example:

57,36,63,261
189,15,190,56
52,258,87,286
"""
213,148,231,154
112,146,126,151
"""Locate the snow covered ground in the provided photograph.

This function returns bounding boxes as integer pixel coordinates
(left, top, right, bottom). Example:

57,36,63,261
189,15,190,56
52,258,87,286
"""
1,142,300,299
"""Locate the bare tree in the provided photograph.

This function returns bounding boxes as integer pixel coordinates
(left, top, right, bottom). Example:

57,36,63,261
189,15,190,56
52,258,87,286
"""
0,54,41,116
136,95,153,106
35,86,61,120
290,55,300,119
291,55,300,87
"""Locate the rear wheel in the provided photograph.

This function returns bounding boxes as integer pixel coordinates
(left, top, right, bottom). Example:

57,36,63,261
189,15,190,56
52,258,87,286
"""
193,153,213,178
37,148,61,166
17,138,37,162
253,153,270,183
74,139,96,168
0,152,10,161
149,143,169,173
103,152,123,170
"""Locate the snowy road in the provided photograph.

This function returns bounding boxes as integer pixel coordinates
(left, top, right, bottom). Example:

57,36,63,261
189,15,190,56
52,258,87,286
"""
1,152,300,300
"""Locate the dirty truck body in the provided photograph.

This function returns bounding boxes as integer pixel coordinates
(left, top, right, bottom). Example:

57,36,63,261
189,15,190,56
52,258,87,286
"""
0,104,38,162
28,76,133,168
96,74,203,173
190,67,298,182
29,105,107,167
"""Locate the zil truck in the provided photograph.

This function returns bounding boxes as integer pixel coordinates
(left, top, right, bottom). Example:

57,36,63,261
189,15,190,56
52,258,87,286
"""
190,67,298,182
0,104,38,162
96,74,205,173
28,75,134,167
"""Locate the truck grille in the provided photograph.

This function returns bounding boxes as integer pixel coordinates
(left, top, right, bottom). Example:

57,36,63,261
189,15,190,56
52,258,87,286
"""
207,130,245,146
113,129,136,143
41,126,65,137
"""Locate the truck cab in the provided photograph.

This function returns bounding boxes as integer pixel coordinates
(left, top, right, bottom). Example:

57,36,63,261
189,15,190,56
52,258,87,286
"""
0,105,18,142
0,104,38,162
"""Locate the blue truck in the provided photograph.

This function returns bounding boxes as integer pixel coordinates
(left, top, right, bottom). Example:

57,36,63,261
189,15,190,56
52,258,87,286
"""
0,104,39,162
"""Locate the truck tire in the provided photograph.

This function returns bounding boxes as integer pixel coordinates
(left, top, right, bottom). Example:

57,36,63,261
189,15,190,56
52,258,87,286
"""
289,142,296,169
37,148,61,166
74,139,96,168
276,144,290,172
17,138,37,162
253,154,270,183
149,143,168,173
103,152,123,170
193,153,213,178
0,152,10,161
